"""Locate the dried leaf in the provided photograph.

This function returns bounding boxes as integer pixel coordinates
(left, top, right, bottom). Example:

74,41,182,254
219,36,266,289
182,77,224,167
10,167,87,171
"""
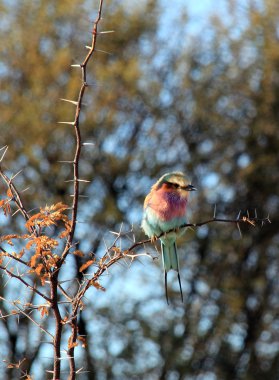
77,335,87,348
68,340,78,349
0,200,11,216
30,254,40,268
73,250,84,257
6,188,13,198
38,306,49,317
17,249,25,258
79,259,95,272
26,240,36,250
0,234,19,244
90,280,105,291
25,202,70,232
59,229,70,239
35,264,44,276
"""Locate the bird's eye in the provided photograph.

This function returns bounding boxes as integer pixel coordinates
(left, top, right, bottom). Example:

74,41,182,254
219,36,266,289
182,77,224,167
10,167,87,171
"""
173,183,180,189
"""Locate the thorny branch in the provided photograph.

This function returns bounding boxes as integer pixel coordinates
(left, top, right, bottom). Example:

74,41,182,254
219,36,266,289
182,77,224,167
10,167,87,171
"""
59,1,105,378
127,211,272,252
0,264,51,302
65,210,271,347
0,158,37,237
60,0,105,265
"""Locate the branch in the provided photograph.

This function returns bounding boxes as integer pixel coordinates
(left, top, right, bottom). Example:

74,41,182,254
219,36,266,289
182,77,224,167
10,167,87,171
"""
75,212,271,300
61,0,105,266
10,301,54,339
57,1,105,378
0,246,30,267
127,213,271,252
0,167,38,236
0,265,51,302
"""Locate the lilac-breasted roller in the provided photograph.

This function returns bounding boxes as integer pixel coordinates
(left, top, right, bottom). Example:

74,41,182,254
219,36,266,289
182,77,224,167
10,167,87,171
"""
141,172,196,303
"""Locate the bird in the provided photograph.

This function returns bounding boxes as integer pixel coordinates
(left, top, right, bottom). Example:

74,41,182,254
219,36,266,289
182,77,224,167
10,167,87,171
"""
141,172,196,303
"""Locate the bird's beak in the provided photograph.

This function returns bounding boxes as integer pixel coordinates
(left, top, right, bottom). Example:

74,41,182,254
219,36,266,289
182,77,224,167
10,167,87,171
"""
184,184,197,191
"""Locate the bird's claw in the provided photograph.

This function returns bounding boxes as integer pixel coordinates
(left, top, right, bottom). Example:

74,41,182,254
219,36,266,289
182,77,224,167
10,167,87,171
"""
150,235,157,244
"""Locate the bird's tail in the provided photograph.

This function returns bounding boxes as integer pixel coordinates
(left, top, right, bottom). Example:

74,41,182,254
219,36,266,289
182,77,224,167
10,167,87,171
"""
161,241,183,304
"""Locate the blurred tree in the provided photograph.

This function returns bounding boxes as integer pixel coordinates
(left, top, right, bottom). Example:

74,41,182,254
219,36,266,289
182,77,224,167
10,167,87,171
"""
0,0,278,379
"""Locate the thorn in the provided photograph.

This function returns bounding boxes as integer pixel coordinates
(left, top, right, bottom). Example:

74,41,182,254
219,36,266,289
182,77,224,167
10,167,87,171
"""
98,30,115,34
21,187,30,193
254,209,257,218
69,195,88,198
0,146,8,162
247,210,250,218
76,367,85,374
11,170,23,181
57,160,74,164
27,207,39,213
11,209,21,217
71,64,81,67
82,142,95,146
109,231,120,236
58,121,75,126
60,98,78,106
82,82,98,88
78,179,91,183
65,179,90,183
95,48,112,55
237,210,241,220
85,45,92,50
39,341,54,345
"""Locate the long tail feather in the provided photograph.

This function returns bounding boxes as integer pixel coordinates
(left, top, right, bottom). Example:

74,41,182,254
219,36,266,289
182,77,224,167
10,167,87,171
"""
164,271,169,305
161,241,183,303
177,272,183,302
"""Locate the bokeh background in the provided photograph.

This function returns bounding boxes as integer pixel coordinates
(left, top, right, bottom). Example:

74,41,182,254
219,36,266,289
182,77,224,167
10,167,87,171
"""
0,0,279,379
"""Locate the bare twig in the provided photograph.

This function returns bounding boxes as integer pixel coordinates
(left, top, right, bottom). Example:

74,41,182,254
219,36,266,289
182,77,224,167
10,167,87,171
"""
0,168,37,236
12,302,54,339
0,246,29,267
0,265,51,302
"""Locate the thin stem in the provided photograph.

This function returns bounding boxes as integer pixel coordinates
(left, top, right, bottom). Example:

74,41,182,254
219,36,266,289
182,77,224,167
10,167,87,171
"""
50,272,62,380
0,246,29,267
0,265,51,302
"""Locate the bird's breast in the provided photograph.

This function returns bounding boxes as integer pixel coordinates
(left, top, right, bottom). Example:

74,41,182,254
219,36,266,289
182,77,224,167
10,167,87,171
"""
150,190,188,221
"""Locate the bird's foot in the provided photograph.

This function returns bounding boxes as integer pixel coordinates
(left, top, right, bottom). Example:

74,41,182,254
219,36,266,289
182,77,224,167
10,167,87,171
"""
150,235,157,244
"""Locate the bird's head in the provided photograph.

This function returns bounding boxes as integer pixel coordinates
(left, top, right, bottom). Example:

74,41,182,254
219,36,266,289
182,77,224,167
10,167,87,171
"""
154,172,197,196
